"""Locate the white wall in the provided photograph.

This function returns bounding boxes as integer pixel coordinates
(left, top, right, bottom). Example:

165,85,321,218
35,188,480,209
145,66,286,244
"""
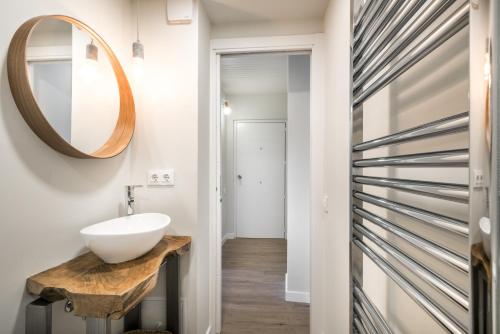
286,54,311,302
322,0,352,333
211,18,323,39
0,0,214,333
221,93,287,239
196,1,212,333
129,0,212,333
0,1,133,333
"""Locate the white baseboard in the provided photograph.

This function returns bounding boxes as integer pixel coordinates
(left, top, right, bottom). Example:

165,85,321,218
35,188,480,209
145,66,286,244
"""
286,289,310,303
221,232,235,246
285,273,310,304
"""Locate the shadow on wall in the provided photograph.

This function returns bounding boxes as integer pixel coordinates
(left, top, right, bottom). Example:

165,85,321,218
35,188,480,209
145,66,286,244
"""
0,58,128,195
384,30,469,333
391,32,469,112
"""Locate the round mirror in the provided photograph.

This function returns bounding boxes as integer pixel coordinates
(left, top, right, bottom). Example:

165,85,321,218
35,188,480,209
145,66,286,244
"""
8,16,134,159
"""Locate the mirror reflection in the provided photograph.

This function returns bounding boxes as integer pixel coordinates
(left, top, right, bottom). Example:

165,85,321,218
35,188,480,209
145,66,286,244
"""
26,18,120,154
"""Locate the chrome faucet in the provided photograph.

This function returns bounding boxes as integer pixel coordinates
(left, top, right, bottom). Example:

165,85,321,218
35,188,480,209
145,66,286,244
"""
126,185,143,215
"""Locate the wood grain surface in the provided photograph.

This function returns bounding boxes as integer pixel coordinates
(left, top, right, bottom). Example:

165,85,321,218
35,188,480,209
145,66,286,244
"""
26,236,191,319
221,238,309,334
7,15,135,159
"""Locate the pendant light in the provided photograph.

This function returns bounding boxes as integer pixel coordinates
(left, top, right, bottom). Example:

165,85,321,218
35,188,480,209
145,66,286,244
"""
82,39,98,81
223,100,232,116
132,0,144,75
86,39,98,62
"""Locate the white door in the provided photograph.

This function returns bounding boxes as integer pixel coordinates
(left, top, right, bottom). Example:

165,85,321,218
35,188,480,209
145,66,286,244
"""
235,121,286,238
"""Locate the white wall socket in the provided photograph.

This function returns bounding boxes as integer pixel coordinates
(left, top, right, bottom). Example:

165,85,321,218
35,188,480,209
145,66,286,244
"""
148,169,175,186
473,169,485,188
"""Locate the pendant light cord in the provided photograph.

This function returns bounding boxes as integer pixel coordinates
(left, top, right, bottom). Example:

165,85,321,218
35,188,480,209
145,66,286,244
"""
136,0,140,42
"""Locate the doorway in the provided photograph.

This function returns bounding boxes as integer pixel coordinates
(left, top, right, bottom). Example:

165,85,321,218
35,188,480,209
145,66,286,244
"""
235,121,286,238
217,51,310,333
209,34,325,334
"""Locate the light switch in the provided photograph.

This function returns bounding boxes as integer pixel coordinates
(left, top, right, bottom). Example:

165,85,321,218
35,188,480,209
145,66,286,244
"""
148,169,175,186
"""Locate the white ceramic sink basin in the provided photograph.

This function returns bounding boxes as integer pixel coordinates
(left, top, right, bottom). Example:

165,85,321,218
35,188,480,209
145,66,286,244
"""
80,213,171,264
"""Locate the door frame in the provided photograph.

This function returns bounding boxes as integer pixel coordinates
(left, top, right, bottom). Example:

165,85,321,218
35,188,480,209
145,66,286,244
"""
209,34,325,334
233,120,287,238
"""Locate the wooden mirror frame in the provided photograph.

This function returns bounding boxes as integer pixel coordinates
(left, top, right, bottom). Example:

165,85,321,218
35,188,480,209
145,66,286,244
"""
7,15,135,159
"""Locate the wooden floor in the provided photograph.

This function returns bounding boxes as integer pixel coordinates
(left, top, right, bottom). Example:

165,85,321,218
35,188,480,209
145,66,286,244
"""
221,238,309,334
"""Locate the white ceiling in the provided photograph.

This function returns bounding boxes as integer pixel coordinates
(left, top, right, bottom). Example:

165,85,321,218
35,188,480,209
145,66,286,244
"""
202,0,329,24
221,53,289,96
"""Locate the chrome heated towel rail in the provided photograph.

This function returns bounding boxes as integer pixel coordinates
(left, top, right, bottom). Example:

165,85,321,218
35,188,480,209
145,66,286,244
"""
350,0,495,333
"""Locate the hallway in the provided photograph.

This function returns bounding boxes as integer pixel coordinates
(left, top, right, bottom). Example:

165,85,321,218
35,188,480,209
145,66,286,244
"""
221,238,309,333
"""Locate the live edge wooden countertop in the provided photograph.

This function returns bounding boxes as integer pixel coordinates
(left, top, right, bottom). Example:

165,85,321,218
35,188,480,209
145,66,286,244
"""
26,235,191,319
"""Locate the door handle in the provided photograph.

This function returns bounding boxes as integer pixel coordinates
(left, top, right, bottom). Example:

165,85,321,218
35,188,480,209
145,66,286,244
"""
237,174,243,180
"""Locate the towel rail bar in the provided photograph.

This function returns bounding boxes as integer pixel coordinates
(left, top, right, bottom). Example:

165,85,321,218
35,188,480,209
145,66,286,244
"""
354,222,469,309
352,0,405,61
353,0,375,33
353,317,368,334
354,0,387,44
353,112,469,151
354,238,467,334
353,3,469,107
353,205,469,272
353,0,456,80
353,192,469,236
354,301,378,334
353,282,394,334
353,175,468,203
354,295,386,334
353,149,469,168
